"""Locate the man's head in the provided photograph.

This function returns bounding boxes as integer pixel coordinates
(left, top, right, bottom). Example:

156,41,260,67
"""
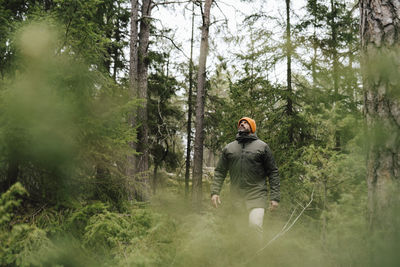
238,117,256,134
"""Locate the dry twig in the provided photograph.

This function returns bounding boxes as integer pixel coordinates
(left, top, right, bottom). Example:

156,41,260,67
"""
243,187,315,265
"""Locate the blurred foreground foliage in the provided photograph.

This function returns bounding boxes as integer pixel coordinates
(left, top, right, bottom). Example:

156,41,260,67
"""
0,22,137,206
0,183,176,266
1,179,399,267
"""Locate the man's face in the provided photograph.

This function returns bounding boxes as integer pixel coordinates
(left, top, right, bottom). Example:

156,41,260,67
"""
238,120,251,133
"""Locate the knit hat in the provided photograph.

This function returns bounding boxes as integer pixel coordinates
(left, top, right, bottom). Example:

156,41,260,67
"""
238,117,256,133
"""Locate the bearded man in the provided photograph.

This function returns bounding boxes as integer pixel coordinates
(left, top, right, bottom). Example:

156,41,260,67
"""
210,117,280,235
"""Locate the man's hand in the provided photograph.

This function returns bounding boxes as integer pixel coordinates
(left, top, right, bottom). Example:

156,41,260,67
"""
211,194,221,208
269,200,279,211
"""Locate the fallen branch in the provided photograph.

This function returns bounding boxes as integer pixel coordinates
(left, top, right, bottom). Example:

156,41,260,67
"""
243,187,315,265
31,204,47,222
257,187,314,254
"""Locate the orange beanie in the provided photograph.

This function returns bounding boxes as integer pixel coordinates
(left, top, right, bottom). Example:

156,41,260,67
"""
238,117,256,133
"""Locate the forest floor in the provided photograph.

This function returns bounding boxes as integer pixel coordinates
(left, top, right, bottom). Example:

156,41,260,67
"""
1,178,398,266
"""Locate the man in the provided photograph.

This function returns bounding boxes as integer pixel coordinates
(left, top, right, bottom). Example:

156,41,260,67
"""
210,117,280,235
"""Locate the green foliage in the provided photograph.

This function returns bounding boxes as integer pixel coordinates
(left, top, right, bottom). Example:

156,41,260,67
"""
0,0,135,206
0,1,398,266
0,189,178,266
81,207,176,265
0,182,55,267
324,191,369,266
0,21,137,205
0,180,396,267
0,182,27,227
66,202,109,238
1,224,55,267
148,52,184,172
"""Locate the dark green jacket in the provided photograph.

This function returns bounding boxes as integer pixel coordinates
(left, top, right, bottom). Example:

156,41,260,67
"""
211,133,280,210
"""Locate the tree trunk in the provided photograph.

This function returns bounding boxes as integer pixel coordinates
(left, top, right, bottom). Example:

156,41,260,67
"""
330,0,339,101
360,0,400,229
135,0,152,200
192,0,212,210
128,0,139,199
285,0,294,144
128,0,152,201
112,2,121,81
330,0,341,151
185,1,195,199
312,29,317,89
321,175,327,248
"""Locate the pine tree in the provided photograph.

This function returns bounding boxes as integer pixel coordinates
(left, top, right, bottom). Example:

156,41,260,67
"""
192,0,213,210
360,0,400,228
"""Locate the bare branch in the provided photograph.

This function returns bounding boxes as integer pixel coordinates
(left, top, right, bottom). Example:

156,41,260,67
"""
257,187,315,254
152,0,193,8
281,207,298,232
154,34,189,59
209,18,228,26
213,0,228,24
350,0,360,14
214,0,241,14
243,187,315,265
30,204,47,222
294,199,305,209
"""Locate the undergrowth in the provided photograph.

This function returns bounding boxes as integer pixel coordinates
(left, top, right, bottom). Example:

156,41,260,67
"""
0,183,176,266
1,181,399,267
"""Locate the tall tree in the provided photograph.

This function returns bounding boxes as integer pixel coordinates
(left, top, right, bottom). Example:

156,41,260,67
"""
129,0,152,200
329,0,341,150
192,0,212,209
285,0,294,144
136,0,152,178
185,1,196,198
128,0,139,198
329,0,339,101
360,0,400,228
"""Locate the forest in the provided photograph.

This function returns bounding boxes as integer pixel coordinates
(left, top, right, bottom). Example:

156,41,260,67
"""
0,0,399,266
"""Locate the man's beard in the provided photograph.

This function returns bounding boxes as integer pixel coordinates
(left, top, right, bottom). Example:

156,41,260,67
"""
238,127,250,134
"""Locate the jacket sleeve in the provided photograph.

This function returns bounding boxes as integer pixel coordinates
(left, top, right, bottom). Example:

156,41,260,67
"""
210,147,229,196
263,145,280,202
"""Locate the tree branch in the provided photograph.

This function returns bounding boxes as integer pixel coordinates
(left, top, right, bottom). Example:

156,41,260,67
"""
350,0,360,14
243,187,315,265
209,18,227,26
152,0,200,8
258,187,314,253
154,34,189,59
213,0,228,24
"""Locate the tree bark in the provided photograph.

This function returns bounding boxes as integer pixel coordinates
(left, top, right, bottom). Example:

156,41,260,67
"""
128,0,152,201
192,0,212,210
312,29,317,89
330,0,341,151
112,2,121,81
285,0,294,144
134,0,152,200
185,1,195,199
330,0,339,101
128,0,139,199
360,0,400,229
321,175,327,248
